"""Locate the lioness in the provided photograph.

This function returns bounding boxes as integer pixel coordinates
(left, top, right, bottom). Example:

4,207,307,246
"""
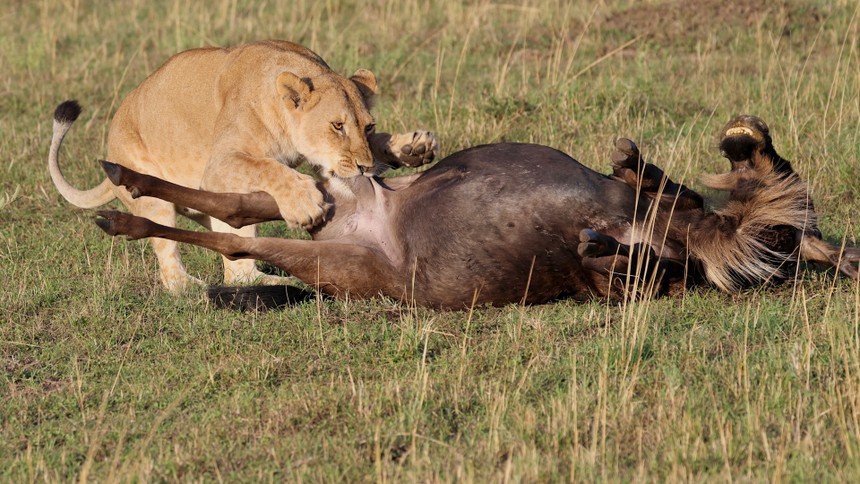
48,40,437,292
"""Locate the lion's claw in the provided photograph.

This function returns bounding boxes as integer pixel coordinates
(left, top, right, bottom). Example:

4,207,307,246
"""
270,173,328,229
396,131,438,167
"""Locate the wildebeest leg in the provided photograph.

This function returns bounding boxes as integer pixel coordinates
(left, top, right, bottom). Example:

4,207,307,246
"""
578,229,687,294
101,160,283,228
95,210,403,299
799,233,860,280
578,229,651,277
610,138,704,210
577,228,630,260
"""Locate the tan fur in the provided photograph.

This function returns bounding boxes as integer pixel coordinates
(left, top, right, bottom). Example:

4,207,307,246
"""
48,40,433,291
693,151,815,291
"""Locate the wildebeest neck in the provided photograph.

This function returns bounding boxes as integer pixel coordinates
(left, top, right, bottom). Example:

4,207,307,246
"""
311,174,407,265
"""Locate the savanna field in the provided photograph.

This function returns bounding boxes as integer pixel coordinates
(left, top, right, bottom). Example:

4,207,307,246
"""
2,0,860,480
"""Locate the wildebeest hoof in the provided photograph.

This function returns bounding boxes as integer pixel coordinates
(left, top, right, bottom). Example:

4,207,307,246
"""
578,228,632,259
578,229,608,257
610,138,642,170
95,210,149,240
100,160,144,198
100,160,123,185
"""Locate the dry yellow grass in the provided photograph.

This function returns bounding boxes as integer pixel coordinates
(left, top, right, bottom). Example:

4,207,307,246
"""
2,0,860,480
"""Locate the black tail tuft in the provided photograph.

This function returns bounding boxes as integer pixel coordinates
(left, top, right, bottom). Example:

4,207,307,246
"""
54,100,82,124
207,285,316,311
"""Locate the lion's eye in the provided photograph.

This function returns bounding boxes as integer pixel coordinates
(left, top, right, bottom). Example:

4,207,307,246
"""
332,121,344,131
365,124,376,134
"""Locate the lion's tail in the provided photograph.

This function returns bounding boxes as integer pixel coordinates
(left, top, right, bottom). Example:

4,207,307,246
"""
48,100,116,208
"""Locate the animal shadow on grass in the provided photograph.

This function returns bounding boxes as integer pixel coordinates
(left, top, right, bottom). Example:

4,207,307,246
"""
207,285,318,311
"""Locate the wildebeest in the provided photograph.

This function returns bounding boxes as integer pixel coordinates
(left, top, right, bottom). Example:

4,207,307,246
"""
94,115,860,309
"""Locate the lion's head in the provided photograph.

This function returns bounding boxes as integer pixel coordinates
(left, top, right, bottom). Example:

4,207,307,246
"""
276,68,378,179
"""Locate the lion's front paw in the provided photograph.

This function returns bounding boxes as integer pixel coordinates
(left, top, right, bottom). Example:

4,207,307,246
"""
392,131,439,168
274,174,330,229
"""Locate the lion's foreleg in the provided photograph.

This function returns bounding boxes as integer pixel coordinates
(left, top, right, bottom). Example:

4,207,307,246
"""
201,153,328,229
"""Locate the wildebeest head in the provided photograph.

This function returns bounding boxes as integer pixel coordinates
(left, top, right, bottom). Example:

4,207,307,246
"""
690,114,860,290
718,114,793,175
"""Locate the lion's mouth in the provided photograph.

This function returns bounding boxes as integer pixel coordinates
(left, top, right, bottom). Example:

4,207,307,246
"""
327,168,370,179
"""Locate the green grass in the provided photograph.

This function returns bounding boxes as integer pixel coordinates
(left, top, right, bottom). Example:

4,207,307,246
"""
2,0,860,480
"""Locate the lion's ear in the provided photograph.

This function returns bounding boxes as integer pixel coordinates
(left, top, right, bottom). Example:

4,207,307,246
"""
277,72,317,110
350,68,377,106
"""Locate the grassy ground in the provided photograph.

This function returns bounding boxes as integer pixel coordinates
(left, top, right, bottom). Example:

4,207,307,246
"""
2,0,860,480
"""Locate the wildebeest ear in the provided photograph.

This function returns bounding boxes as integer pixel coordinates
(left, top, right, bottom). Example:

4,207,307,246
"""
350,68,377,106
277,72,317,110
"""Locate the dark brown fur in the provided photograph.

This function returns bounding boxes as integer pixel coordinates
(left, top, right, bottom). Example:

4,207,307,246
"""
94,115,860,308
